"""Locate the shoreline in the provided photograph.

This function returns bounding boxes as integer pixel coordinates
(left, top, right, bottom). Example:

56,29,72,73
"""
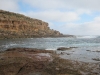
0,48,100,75
0,36,75,39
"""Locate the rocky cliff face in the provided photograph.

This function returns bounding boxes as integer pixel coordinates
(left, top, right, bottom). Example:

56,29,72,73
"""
0,10,63,38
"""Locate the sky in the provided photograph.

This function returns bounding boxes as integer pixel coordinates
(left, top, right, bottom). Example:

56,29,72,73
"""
0,0,100,35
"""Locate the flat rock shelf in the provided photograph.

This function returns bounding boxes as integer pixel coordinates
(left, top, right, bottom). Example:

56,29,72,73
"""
0,48,100,75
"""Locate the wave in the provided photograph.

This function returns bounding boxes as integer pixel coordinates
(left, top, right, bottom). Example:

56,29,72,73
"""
76,35,99,39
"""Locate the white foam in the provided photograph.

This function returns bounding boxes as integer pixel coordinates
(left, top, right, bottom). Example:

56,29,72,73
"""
45,48,56,50
76,35,98,39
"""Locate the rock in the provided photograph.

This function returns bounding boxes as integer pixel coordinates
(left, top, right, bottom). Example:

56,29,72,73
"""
57,47,78,51
0,48,54,75
86,50,91,51
0,48,99,75
61,52,64,54
92,50,100,52
0,48,82,75
57,47,72,51
70,47,78,48
0,10,64,39
92,58,100,61
66,53,71,55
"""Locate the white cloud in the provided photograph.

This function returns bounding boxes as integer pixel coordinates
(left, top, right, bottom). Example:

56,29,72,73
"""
23,11,80,22
0,0,19,12
85,17,100,35
23,0,100,11
58,16,100,35
23,0,66,10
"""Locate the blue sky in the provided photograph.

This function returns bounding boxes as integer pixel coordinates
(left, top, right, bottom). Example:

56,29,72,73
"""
0,0,100,35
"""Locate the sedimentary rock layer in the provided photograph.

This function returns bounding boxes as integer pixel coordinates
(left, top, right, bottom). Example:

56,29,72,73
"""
0,10,63,38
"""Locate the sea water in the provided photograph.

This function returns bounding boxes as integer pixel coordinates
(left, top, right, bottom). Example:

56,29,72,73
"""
0,35,100,62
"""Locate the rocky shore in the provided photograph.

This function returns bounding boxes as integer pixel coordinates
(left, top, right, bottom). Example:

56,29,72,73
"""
0,48,100,75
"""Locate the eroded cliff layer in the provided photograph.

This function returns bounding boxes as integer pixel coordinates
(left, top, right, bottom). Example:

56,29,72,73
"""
0,10,63,38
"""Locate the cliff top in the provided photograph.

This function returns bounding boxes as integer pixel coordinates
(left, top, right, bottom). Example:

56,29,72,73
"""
0,10,47,24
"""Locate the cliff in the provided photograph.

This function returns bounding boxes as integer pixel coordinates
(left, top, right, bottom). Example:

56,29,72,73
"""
0,10,63,39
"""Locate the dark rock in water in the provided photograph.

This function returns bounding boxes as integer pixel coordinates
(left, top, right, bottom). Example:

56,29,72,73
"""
61,52,64,54
92,50,100,52
92,58,100,61
95,50,100,52
70,47,78,48
86,50,91,51
57,47,72,51
66,53,71,55
57,47,78,51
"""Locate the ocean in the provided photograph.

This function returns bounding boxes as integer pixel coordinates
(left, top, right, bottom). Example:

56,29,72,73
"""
0,35,100,62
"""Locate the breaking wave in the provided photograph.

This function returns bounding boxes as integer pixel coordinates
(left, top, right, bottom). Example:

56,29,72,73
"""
76,35,99,39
